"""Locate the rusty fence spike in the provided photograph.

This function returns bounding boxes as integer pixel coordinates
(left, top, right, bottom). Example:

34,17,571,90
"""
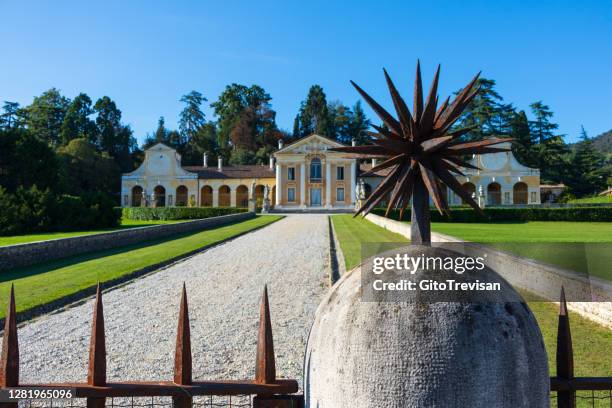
556,286,575,408
1,284,19,388
255,285,276,385
87,284,106,408
172,284,193,408
174,283,192,385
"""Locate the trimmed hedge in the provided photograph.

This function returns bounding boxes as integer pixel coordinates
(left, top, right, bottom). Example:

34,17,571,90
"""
122,206,248,221
372,206,612,223
0,186,120,236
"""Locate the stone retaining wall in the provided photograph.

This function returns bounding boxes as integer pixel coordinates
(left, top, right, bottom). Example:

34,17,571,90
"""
0,212,255,271
364,213,612,329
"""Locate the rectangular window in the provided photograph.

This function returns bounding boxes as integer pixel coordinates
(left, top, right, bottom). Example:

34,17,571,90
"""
287,187,296,202
288,167,295,181
336,166,344,180
337,187,345,202
530,191,536,203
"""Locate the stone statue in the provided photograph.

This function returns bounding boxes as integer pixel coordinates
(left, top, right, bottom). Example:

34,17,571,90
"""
264,185,270,200
250,181,257,199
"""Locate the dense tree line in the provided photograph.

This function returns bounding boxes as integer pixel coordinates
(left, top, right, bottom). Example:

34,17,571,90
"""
143,84,370,168
1,77,609,233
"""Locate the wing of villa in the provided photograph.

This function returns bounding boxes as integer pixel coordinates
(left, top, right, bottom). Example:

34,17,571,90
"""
121,136,542,210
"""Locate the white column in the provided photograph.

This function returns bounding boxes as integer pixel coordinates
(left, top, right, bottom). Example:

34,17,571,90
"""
275,163,282,206
212,187,219,207
350,161,357,204
300,162,306,207
230,187,236,207
325,161,332,208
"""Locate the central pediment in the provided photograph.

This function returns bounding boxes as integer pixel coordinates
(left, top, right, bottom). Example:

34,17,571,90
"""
275,134,346,156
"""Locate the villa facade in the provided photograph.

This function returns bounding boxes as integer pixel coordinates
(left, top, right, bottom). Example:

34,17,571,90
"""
121,136,540,210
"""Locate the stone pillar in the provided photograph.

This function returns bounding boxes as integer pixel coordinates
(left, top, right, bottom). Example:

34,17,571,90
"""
275,163,282,207
212,187,219,207
300,162,306,207
350,161,357,205
325,161,332,208
230,186,236,207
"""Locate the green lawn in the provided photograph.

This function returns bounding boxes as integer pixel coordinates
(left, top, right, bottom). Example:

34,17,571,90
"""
0,215,282,319
330,215,612,377
431,222,612,280
331,214,407,270
0,218,181,247
431,221,612,242
568,195,612,204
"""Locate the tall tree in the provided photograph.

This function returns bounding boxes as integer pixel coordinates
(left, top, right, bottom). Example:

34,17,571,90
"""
93,96,136,172
455,78,514,141
567,126,607,196
60,93,97,145
295,85,332,137
529,101,569,183
179,91,207,144
155,116,168,143
346,101,371,145
0,101,22,130
24,88,70,146
210,84,278,164
510,110,537,167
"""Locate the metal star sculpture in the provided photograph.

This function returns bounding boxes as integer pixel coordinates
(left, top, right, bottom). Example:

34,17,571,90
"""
331,62,512,243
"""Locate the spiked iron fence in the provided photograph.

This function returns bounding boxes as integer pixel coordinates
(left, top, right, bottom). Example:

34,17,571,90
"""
0,284,303,408
550,288,612,407
0,284,610,408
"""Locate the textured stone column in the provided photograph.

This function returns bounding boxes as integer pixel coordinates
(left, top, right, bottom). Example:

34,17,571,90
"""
300,163,306,207
212,187,219,207
325,161,332,208
350,161,357,204
275,163,282,207
230,187,236,207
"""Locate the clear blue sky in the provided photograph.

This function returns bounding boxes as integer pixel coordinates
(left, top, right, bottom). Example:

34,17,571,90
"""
1,0,610,144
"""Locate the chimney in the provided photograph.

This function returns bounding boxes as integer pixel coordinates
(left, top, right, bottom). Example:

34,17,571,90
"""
218,157,223,172
269,156,274,170
278,139,284,149
203,153,208,168
372,158,378,167
351,138,356,146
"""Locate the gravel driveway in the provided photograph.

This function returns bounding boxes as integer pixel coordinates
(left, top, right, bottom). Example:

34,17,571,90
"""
17,215,330,389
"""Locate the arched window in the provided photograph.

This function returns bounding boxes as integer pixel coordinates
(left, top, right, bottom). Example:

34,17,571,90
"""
176,185,188,206
236,185,249,207
310,157,322,181
131,186,143,207
201,186,213,207
461,182,476,205
487,182,501,206
219,185,231,207
513,182,528,205
153,185,166,207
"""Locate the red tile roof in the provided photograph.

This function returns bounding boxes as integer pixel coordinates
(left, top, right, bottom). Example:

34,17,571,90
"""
182,165,276,179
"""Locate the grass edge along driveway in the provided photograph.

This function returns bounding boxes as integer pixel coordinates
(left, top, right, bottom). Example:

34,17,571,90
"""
0,218,183,247
0,215,282,321
330,214,612,377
